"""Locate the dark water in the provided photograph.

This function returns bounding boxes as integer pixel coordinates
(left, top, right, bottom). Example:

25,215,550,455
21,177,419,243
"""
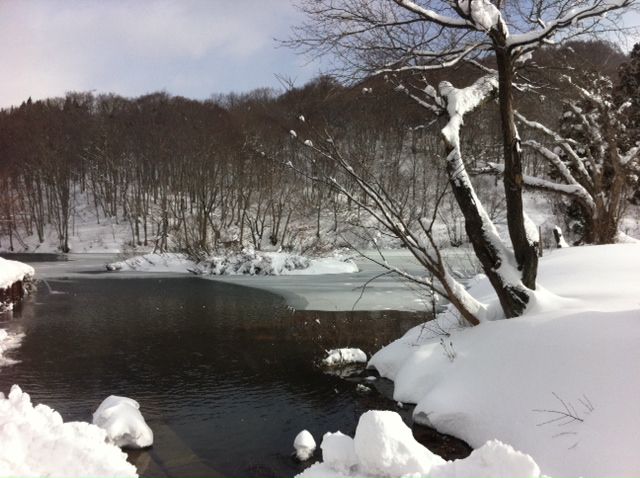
0,252,68,262
0,277,427,477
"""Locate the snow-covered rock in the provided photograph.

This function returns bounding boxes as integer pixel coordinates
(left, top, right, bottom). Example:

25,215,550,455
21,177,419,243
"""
322,348,367,366
431,440,540,478
297,410,540,478
0,385,137,477
294,429,316,461
355,410,445,476
92,395,153,449
0,257,35,290
321,431,358,473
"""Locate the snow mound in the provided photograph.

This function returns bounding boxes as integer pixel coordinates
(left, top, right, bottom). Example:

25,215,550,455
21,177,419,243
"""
355,410,445,476
0,328,24,367
294,429,317,461
0,257,34,289
108,250,358,276
0,385,137,477
297,410,540,478
92,395,153,449
369,244,640,476
106,252,194,272
432,440,540,478
199,250,310,275
198,250,357,276
322,348,367,366
321,431,358,474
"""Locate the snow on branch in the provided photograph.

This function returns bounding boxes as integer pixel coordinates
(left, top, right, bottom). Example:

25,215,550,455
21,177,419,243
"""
477,161,596,212
516,112,593,189
392,0,474,28
507,0,634,48
515,111,577,146
440,74,498,148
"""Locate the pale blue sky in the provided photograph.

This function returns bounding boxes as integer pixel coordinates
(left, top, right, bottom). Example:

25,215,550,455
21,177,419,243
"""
0,0,325,108
1,1,638,109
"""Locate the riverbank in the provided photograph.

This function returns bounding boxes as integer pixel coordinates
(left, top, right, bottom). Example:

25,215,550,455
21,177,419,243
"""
0,257,34,312
8,249,452,312
298,243,640,477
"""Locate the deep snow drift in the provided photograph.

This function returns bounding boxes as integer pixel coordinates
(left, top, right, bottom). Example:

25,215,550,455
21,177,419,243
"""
367,244,640,477
297,410,540,477
0,386,137,477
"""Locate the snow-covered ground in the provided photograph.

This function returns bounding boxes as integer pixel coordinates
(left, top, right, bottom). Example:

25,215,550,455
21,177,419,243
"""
0,386,137,477
362,244,640,477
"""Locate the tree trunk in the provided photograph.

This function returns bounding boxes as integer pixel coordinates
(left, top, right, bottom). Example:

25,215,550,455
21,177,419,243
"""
495,47,538,289
444,145,529,317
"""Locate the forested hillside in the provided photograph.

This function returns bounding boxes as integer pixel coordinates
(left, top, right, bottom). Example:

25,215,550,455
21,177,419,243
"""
0,40,636,254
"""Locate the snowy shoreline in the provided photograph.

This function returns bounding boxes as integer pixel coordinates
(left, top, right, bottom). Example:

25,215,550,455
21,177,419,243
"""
0,257,35,312
5,245,640,476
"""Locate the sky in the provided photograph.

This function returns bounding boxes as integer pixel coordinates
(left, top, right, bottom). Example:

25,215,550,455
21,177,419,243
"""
0,0,324,108
1,1,639,109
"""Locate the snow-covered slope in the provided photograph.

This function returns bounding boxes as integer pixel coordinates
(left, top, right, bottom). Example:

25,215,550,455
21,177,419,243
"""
369,244,640,477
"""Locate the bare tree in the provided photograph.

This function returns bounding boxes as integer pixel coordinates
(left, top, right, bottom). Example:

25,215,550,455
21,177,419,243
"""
289,0,636,317
481,72,639,244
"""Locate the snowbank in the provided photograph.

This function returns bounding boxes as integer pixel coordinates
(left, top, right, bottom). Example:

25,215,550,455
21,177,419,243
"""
322,348,367,366
197,250,358,276
0,257,34,290
92,395,153,449
106,252,195,272
0,328,23,367
0,385,137,477
294,429,317,461
297,410,540,478
107,250,358,276
369,244,640,476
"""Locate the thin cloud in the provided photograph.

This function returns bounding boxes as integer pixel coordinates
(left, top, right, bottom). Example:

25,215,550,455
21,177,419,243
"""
0,0,317,107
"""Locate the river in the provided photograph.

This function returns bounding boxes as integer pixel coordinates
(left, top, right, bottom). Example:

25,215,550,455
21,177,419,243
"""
0,255,437,477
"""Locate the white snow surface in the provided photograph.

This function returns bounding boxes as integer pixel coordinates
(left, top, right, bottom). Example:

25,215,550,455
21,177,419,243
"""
92,395,153,449
294,430,317,461
297,410,540,478
323,348,367,366
0,385,137,477
369,244,640,477
0,257,34,290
